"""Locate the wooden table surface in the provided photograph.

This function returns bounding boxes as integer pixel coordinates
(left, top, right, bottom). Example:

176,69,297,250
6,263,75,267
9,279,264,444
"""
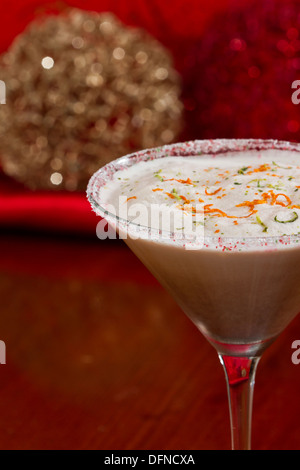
0,231,300,450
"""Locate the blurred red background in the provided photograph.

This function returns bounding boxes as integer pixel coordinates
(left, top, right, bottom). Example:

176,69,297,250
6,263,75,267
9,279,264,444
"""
0,0,232,235
2,0,300,236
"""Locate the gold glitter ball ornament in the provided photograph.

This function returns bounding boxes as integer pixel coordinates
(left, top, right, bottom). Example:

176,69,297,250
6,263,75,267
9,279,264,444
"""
0,9,183,191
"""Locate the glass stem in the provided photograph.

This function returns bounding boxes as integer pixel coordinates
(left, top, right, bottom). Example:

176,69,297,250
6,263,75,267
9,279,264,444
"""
218,354,260,450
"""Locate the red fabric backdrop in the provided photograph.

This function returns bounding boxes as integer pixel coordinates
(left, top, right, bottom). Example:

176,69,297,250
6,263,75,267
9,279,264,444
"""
0,0,232,235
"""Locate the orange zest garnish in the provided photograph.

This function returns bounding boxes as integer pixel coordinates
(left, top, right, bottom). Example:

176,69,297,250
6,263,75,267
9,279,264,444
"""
160,177,194,185
236,190,292,212
152,188,163,192
205,187,222,196
203,204,257,219
236,199,266,211
165,192,190,203
176,177,193,185
165,192,176,199
252,164,271,173
126,196,137,202
273,193,292,207
180,195,190,203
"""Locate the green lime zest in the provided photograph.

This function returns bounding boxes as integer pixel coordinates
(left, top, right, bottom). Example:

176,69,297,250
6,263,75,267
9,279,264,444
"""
237,166,249,175
272,161,292,170
154,169,164,182
256,215,268,232
274,211,299,223
171,188,181,201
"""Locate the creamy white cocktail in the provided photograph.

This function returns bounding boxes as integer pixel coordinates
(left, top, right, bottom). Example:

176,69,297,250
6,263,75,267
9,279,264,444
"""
92,144,300,355
87,139,300,449
100,149,300,238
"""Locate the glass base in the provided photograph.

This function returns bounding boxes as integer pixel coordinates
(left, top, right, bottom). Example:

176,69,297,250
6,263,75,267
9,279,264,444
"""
204,334,277,357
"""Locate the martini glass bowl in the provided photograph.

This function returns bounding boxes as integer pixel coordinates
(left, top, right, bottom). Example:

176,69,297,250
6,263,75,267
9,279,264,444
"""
87,139,300,450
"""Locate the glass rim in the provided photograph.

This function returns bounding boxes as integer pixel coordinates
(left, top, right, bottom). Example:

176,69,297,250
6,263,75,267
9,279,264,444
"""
87,138,300,249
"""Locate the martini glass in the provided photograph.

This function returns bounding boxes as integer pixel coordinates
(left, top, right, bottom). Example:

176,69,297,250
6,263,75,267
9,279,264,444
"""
87,139,300,450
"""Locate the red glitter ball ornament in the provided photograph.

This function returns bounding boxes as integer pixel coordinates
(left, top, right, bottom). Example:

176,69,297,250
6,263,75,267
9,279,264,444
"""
182,0,300,141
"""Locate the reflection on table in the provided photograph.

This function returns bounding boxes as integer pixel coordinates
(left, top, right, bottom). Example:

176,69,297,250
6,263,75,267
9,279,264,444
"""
0,232,299,450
